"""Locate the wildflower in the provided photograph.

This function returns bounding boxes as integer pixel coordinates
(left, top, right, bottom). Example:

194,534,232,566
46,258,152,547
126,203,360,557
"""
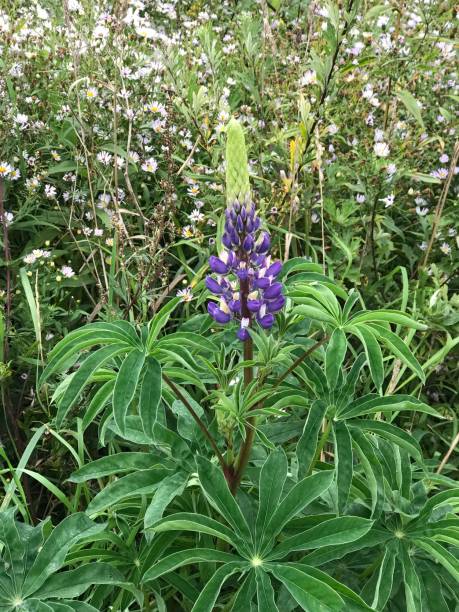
187,185,200,197
386,163,397,177
182,225,194,238
97,151,113,166
416,206,429,216
356,194,366,203
439,153,449,164
206,119,284,341
51,150,61,161
14,113,29,128
141,158,158,173
44,184,57,199
0,162,12,177
328,124,338,135
380,193,395,208
60,265,75,278
299,70,317,86
448,228,457,237
431,168,448,180
189,209,205,223
177,286,193,302
85,87,98,100
374,142,390,157
419,241,428,251
439,242,451,255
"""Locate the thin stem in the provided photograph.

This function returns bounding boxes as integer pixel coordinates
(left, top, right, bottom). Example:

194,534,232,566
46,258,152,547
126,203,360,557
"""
274,335,328,388
163,373,227,472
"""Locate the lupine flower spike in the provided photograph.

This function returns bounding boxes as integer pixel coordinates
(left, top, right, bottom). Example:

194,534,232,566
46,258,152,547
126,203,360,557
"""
206,118,285,340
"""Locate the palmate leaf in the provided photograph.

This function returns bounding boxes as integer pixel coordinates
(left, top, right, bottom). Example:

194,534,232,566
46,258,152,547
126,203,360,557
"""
56,344,128,427
259,471,334,555
86,469,171,516
81,378,115,431
296,401,327,479
148,513,239,547
268,517,373,560
192,562,248,612
255,569,278,611
413,539,459,582
146,297,181,351
113,349,146,434
255,450,288,546
139,356,162,440
325,328,347,389
68,452,161,482
269,564,344,612
196,457,252,545
231,572,256,611
334,421,353,514
336,393,439,420
31,563,125,600
346,309,427,330
351,430,384,519
22,514,106,598
351,420,422,462
142,549,243,583
143,471,187,529
367,322,425,382
400,545,423,612
348,325,384,393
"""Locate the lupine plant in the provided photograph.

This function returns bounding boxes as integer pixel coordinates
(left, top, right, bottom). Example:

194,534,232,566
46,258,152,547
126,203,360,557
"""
6,118,453,611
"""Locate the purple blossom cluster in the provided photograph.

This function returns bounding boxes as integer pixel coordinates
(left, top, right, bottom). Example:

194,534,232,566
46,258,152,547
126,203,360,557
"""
206,200,285,341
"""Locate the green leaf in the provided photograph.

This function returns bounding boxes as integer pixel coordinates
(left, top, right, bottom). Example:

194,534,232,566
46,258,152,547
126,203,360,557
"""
368,547,395,610
396,90,425,129
347,310,427,330
31,563,125,600
192,561,247,612
334,422,353,514
144,472,188,529
86,469,171,515
351,421,422,462
82,379,115,431
399,545,422,612
301,565,374,611
325,328,347,389
69,452,160,482
255,451,288,548
255,569,278,611
367,323,425,383
147,298,181,350
148,513,238,547
142,549,242,583
293,305,337,325
139,356,162,440
349,325,384,393
337,394,438,420
352,431,384,519
269,564,344,611
23,514,105,597
302,528,391,566
113,349,146,434
260,471,334,555
56,345,127,427
296,401,327,479
268,517,373,560
231,572,256,611
414,538,459,582
196,457,252,545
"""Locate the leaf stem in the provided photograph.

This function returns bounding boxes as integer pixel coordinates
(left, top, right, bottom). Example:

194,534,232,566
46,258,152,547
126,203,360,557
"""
274,335,328,388
163,373,227,473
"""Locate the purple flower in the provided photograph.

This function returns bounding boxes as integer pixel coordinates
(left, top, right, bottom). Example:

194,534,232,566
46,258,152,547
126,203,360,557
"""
206,197,285,340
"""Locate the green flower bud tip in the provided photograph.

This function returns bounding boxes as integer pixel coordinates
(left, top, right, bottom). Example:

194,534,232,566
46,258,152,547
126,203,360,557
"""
225,117,250,205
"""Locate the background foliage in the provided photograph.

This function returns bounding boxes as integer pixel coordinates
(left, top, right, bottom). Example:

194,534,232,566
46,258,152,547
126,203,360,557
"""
0,0,458,610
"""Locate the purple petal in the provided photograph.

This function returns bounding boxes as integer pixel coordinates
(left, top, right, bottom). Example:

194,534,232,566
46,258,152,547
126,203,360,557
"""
247,299,262,312
267,295,285,312
209,255,228,274
222,233,232,249
206,276,224,294
214,309,231,324
257,313,275,329
256,232,270,253
228,299,241,313
266,261,282,277
237,327,250,341
264,282,283,299
254,276,270,289
243,234,254,252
